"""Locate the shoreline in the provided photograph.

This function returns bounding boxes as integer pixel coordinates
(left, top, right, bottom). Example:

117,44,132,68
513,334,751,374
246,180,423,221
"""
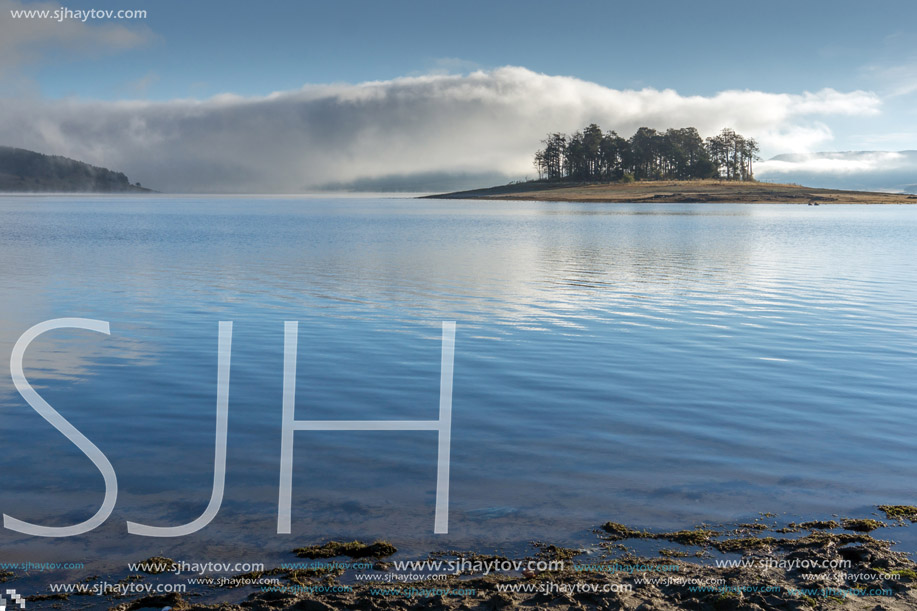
425,179,917,205
10,505,917,611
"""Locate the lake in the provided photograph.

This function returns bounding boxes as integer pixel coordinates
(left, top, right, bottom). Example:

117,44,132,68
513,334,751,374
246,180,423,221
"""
1,195,916,567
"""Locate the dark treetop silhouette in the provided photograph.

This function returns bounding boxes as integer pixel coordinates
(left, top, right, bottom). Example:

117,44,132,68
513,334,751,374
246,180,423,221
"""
534,125,759,182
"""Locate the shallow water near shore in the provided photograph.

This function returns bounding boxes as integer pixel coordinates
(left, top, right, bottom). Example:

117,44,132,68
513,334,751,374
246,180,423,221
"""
1,195,916,567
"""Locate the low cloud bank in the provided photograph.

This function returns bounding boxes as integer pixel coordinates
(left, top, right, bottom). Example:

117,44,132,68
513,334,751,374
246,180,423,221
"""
0,66,882,192
757,151,917,193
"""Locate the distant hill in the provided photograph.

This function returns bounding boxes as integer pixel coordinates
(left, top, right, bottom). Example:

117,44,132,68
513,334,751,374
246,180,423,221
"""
0,146,152,192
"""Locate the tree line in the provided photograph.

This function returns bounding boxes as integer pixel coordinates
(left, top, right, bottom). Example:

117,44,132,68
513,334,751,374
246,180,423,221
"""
533,125,759,182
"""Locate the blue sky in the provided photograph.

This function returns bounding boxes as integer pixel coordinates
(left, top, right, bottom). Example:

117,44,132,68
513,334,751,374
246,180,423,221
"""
2,0,916,191
20,0,917,100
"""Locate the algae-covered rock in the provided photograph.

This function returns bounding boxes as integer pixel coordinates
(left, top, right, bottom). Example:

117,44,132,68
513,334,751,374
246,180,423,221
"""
841,518,885,532
134,556,176,574
799,520,839,530
879,505,917,522
293,540,397,559
600,522,646,539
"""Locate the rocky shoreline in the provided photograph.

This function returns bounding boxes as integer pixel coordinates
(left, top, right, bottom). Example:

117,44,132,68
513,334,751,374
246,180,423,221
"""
11,505,917,611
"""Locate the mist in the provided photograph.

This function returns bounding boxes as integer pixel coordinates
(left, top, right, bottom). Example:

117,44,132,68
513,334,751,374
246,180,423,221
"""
0,67,883,192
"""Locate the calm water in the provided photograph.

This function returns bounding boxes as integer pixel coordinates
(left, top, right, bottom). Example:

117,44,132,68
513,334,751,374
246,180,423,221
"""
1,195,916,565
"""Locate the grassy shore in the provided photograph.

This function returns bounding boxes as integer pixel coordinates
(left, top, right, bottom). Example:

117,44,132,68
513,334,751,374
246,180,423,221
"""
427,179,917,204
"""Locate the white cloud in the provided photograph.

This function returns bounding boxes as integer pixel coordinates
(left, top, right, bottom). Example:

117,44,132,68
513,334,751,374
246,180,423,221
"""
786,89,881,116
125,72,159,96
419,57,484,76
0,0,151,74
756,123,835,154
863,60,917,98
757,151,917,193
758,151,907,175
0,66,884,192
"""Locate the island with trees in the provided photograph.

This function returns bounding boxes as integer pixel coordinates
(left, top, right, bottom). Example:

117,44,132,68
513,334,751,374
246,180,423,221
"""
534,125,757,182
430,124,916,204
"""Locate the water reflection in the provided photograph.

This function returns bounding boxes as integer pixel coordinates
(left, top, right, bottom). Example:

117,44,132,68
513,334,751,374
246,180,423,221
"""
1,196,916,562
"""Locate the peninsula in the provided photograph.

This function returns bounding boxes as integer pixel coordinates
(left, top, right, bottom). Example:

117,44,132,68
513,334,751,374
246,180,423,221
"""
0,146,152,193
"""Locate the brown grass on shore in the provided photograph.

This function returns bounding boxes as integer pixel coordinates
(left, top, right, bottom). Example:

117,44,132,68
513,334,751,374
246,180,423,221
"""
429,179,917,204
